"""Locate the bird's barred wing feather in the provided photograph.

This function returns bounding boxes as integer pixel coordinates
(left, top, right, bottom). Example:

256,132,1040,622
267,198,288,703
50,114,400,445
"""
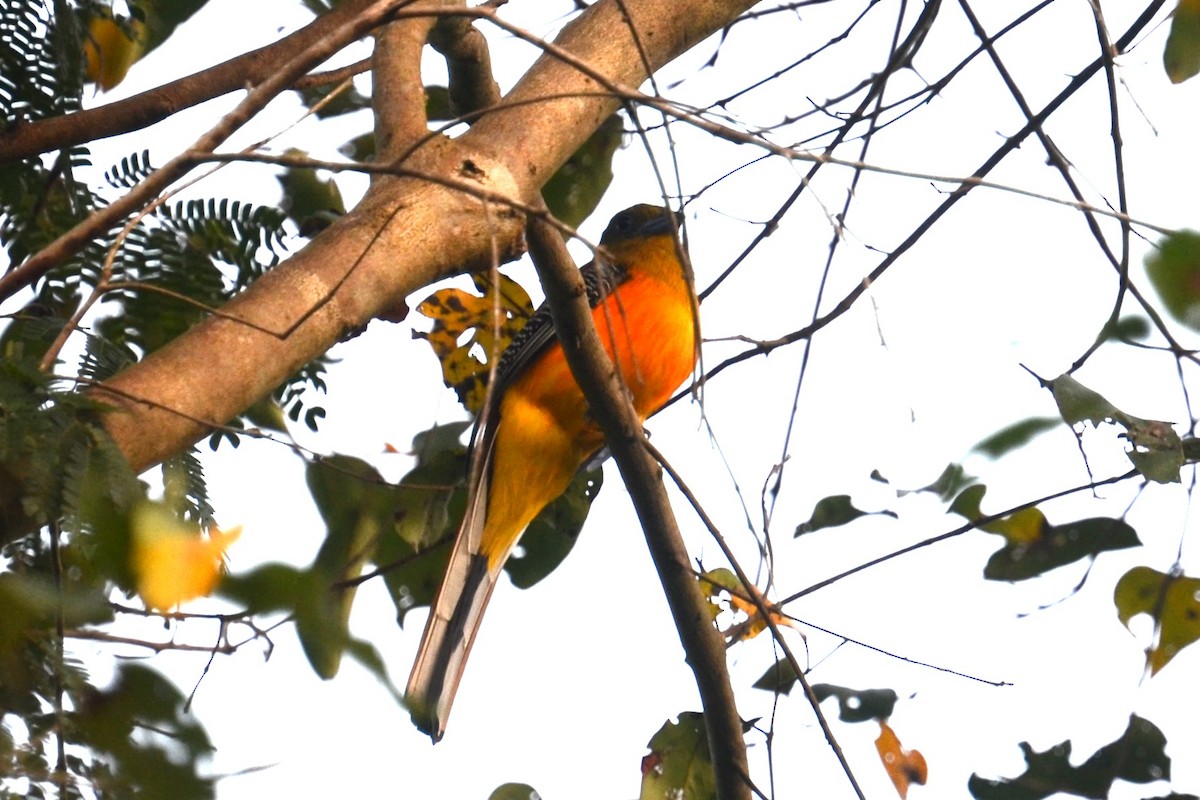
490,257,628,400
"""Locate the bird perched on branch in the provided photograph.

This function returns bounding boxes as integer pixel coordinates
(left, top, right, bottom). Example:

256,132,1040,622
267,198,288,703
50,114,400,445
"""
406,203,698,741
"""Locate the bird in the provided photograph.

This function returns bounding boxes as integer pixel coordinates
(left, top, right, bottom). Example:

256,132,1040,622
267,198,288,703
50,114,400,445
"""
405,203,699,741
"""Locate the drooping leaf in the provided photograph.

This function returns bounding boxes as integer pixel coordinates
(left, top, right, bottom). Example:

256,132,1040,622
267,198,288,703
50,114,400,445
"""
969,715,1169,799
415,274,535,415
1164,0,1200,83
219,560,398,693
639,712,716,800
795,493,896,535
876,721,927,799
951,485,1140,581
541,114,624,229
1146,230,1200,326
812,684,899,723
305,454,397,678
972,417,1059,459
1114,566,1200,675
505,467,603,589
392,422,471,552
377,423,471,626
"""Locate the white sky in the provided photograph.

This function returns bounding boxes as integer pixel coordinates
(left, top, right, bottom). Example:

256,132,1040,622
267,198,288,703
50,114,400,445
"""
27,0,1200,797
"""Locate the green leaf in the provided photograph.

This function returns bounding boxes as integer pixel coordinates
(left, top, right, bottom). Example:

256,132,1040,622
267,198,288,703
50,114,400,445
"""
969,715,1169,799
1050,374,1117,427
73,662,215,800
953,487,1141,580
982,516,1140,582
972,417,1059,459
393,422,471,550
640,712,716,800
1045,375,1183,483
794,494,896,536
1103,315,1151,343
505,467,603,589
1125,417,1185,484
811,684,898,723
277,148,346,237
1164,0,1200,83
489,784,543,800
948,483,987,520
128,0,210,58
753,659,801,695
541,114,624,229
295,81,371,119
900,463,975,502
378,423,470,626
0,572,113,695
1146,230,1200,327
305,455,397,678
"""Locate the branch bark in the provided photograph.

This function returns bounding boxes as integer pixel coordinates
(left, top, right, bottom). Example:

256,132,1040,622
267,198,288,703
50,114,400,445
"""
94,0,757,473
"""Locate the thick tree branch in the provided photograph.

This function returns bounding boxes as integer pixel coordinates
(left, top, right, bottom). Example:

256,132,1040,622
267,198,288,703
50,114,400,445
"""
92,0,757,473
372,2,444,163
429,9,502,117
525,216,751,800
0,0,384,164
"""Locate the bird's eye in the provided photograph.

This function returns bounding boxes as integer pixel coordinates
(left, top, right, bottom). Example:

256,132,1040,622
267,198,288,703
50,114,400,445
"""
615,213,634,233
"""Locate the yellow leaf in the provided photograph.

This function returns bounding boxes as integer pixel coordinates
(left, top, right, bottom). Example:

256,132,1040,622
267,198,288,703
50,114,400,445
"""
876,721,928,799
415,274,533,415
131,503,240,611
83,12,146,91
1114,566,1200,675
986,507,1046,545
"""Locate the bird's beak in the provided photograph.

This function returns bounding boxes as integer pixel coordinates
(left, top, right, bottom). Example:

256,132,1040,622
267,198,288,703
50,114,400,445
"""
639,208,683,237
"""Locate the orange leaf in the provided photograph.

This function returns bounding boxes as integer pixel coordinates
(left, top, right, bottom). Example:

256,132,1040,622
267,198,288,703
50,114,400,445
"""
876,721,928,799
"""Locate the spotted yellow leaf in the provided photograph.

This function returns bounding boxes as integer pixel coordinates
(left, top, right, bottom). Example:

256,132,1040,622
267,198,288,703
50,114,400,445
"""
414,274,534,415
1114,566,1200,675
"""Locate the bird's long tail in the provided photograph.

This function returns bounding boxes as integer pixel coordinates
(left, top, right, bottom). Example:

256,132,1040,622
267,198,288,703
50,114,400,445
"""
405,415,499,742
405,541,500,741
